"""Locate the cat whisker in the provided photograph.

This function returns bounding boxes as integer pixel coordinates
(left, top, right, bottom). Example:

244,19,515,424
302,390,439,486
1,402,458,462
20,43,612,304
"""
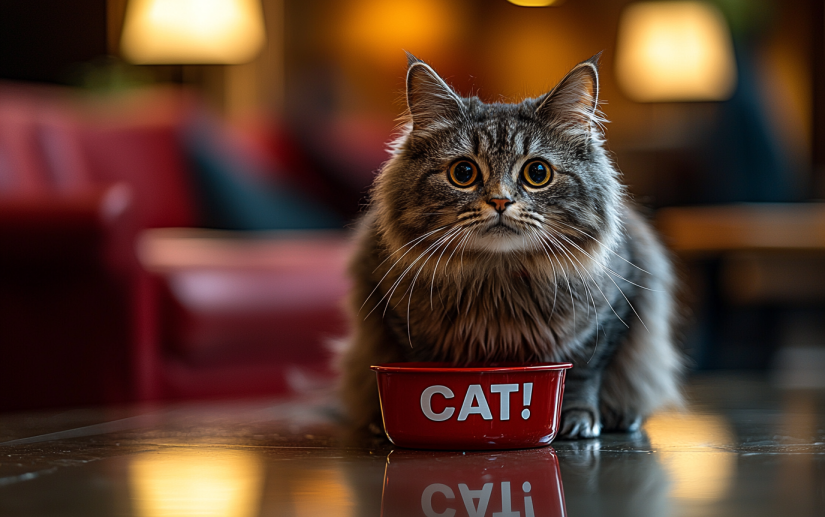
533,229,578,328
562,248,601,355
458,226,478,280
521,229,535,256
524,209,546,221
602,270,649,332
546,228,647,332
368,225,449,276
404,229,462,346
543,219,653,289
534,234,561,320
535,230,602,357
522,211,546,224
538,231,585,322
517,216,552,236
443,223,477,278
360,226,452,315
457,219,483,230
550,218,652,275
407,227,464,303
430,227,468,310
567,249,597,318
458,210,480,220
524,227,559,319
386,227,464,318
546,223,660,293
539,228,612,336
363,225,459,320
539,228,628,330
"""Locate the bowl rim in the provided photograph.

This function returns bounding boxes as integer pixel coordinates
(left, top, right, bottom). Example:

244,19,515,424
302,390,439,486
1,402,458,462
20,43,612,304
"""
370,361,573,373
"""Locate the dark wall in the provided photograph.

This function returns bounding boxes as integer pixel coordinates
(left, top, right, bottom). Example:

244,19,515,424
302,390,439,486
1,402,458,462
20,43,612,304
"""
0,0,108,84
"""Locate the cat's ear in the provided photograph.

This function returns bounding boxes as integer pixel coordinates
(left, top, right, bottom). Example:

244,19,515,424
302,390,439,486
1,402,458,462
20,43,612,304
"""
535,53,603,139
405,53,464,133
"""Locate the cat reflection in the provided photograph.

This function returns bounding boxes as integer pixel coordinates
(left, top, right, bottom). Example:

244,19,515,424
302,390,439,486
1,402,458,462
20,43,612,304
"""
557,433,671,517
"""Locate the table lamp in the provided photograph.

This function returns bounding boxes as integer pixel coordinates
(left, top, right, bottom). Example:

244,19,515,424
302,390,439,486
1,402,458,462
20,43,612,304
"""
615,1,736,102
120,0,266,65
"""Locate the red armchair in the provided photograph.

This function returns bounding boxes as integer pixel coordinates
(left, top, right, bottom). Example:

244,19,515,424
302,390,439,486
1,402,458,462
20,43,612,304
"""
0,83,350,411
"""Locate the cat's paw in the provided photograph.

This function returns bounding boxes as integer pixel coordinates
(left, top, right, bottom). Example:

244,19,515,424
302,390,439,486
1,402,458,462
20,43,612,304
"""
558,408,602,439
368,422,385,436
600,408,643,434
621,415,643,433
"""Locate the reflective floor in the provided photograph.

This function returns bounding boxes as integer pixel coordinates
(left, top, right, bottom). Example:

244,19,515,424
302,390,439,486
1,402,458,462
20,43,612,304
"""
1,374,823,517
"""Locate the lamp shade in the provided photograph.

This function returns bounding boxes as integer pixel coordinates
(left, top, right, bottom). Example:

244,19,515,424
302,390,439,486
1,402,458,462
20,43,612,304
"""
615,1,737,102
507,0,559,6
120,0,266,64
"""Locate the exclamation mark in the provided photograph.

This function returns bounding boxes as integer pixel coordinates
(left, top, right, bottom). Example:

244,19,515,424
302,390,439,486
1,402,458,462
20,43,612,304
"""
523,481,535,517
521,382,533,419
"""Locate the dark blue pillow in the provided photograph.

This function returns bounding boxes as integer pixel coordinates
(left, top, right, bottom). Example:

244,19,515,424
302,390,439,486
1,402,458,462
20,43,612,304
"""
182,115,342,231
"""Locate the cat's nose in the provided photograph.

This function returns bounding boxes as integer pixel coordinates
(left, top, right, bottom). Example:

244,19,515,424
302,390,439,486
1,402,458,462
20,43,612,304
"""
487,198,514,213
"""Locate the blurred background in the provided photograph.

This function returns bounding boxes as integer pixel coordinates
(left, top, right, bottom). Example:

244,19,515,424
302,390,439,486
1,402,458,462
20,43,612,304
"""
0,0,823,412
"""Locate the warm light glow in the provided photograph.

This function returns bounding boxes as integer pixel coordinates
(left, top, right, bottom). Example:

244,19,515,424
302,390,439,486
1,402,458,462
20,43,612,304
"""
129,449,264,517
615,1,737,101
645,412,736,501
482,14,585,99
507,0,558,6
339,0,461,66
289,468,355,517
121,0,266,64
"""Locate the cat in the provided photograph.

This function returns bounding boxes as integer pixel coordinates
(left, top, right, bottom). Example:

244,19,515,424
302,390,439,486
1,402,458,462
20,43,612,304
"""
336,53,682,439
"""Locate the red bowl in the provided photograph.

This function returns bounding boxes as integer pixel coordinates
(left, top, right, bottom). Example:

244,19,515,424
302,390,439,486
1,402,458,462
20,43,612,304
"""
371,362,572,450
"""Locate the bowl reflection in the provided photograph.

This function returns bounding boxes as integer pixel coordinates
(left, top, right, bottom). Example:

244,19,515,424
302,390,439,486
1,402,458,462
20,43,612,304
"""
380,448,566,517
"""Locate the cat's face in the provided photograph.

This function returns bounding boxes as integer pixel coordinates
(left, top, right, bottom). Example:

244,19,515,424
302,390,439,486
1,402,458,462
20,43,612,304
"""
374,55,623,270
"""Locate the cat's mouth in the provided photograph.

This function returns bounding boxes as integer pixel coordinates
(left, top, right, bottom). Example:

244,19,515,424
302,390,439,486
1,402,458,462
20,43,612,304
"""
484,219,519,235
468,217,529,252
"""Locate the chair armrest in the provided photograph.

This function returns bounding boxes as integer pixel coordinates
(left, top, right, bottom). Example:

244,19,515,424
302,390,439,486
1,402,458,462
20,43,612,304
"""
0,184,132,265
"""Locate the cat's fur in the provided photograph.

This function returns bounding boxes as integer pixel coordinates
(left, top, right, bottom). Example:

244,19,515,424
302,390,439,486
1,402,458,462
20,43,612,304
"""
337,54,682,438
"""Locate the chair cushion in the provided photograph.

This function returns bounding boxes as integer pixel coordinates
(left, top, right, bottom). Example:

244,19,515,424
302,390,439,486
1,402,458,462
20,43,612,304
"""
138,229,353,398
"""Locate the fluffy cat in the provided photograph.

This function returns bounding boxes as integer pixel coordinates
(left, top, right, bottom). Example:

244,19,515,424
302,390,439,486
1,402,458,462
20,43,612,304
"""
337,54,682,438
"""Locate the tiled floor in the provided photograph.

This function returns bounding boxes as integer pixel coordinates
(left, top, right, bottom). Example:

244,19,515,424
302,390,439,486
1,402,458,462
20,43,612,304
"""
0,374,823,516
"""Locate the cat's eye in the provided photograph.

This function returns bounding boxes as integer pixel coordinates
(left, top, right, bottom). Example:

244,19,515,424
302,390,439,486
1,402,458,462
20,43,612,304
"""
448,160,479,188
522,159,553,188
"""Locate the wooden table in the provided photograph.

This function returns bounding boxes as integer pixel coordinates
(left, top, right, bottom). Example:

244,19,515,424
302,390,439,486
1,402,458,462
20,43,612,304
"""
657,203,825,302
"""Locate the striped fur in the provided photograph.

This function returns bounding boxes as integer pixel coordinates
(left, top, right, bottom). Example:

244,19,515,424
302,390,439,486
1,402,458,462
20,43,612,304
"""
336,55,683,438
